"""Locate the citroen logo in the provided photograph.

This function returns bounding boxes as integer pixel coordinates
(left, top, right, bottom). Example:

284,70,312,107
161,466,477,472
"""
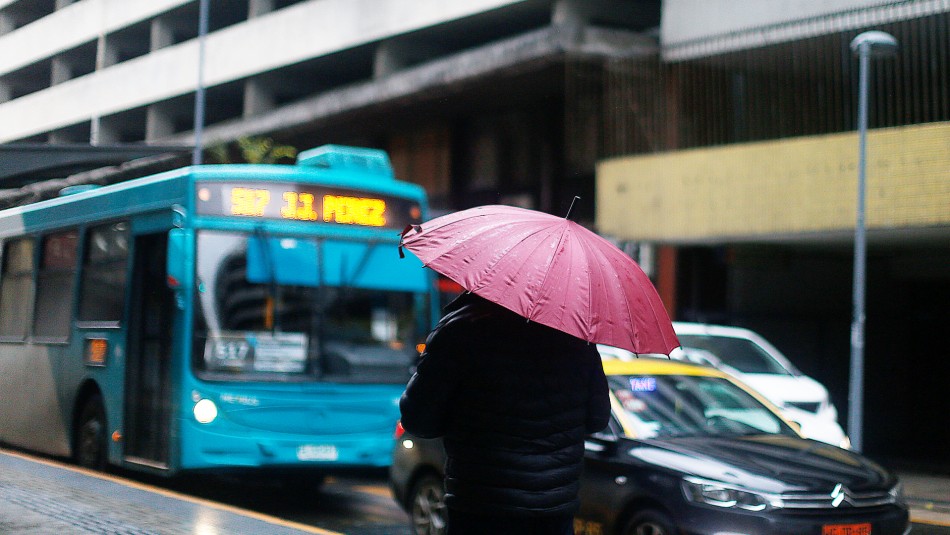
830,483,854,507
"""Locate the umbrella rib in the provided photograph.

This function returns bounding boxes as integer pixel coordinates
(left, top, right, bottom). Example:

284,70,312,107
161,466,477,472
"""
587,232,673,353
576,229,607,343
519,223,569,321
411,214,505,264
468,223,560,301
603,244,644,351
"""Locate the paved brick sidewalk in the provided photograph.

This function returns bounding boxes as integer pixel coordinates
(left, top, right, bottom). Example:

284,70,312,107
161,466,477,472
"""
0,449,337,535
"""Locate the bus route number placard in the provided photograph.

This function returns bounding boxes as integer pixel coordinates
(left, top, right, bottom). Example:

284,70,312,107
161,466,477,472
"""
196,181,421,229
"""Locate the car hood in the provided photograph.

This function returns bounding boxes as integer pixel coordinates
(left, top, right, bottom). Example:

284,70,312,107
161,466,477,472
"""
737,373,827,404
624,434,894,494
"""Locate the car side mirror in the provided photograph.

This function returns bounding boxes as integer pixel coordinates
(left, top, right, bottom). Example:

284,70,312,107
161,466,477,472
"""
585,432,619,457
788,420,803,435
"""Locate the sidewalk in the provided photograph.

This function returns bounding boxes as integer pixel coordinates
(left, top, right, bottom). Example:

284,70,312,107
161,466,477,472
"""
0,449,337,535
899,471,950,526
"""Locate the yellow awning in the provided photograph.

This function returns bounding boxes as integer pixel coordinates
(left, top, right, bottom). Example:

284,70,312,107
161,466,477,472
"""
596,121,950,244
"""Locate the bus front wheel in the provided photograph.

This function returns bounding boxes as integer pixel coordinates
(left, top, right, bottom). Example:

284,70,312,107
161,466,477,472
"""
75,395,107,470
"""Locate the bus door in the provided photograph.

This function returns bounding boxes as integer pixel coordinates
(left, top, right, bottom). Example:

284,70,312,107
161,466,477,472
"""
123,232,174,468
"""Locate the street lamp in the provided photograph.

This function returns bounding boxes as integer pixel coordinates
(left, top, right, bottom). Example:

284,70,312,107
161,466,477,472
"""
847,30,897,452
192,0,210,165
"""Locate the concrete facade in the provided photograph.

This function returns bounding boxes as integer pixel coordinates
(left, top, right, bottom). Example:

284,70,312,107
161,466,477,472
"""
660,0,949,59
0,0,533,143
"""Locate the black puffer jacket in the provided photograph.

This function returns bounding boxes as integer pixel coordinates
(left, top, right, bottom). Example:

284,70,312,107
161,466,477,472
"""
399,294,610,517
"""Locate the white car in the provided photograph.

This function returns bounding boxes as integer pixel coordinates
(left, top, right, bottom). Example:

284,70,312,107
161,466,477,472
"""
598,322,851,449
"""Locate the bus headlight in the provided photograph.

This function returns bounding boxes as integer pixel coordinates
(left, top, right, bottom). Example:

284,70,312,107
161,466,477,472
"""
193,399,218,424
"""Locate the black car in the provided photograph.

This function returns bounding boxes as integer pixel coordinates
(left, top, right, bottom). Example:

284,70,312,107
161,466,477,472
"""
390,358,909,535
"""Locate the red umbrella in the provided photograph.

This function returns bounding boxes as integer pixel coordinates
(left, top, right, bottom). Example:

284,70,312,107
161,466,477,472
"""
399,204,679,355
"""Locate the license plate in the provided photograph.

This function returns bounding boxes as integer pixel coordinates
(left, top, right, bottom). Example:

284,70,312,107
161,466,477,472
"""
822,523,871,535
296,444,338,461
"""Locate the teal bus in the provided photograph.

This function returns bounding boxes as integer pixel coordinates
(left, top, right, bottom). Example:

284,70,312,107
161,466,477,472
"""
0,145,436,481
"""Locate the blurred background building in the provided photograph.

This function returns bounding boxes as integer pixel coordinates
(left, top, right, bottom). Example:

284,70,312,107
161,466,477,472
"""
0,0,947,468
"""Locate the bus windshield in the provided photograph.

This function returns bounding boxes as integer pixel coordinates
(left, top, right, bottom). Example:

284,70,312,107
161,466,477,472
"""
193,230,423,383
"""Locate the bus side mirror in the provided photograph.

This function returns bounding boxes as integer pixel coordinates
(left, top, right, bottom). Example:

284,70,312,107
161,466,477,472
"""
167,228,194,292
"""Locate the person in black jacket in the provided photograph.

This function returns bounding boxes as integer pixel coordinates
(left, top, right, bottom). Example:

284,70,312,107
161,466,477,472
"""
399,293,611,535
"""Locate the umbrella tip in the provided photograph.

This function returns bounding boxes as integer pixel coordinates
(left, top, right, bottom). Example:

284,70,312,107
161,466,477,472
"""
565,196,581,220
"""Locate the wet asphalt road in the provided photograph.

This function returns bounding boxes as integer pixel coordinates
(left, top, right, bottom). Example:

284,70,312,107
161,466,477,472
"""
4,446,944,535
159,471,413,535
164,472,950,535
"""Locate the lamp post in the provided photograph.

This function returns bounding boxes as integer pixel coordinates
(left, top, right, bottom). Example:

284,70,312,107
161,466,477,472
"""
847,30,897,452
192,0,210,165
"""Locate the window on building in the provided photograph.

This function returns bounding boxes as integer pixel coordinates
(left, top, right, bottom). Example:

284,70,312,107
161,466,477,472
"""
0,239,35,340
33,230,79,340
78,222,129,323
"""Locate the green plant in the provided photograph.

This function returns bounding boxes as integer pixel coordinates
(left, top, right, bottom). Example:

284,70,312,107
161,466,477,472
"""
207,136,297,164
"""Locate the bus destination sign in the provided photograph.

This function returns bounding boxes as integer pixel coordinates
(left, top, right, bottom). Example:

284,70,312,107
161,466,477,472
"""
195,181,422,229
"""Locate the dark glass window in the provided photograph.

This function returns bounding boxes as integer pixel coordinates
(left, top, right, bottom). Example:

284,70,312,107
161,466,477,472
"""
78,222,129,322
0,239,35,339
676,334,794,375
34,230,79,339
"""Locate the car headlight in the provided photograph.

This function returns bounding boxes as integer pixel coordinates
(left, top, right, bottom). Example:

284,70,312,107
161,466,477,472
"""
682,477,782,511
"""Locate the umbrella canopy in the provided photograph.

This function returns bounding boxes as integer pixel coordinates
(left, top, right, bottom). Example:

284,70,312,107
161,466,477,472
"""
399,204,679,355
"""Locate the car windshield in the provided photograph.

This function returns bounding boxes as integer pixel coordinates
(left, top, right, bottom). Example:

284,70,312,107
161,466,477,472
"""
675,334,796,375
192,230,425,383
609,373,800,440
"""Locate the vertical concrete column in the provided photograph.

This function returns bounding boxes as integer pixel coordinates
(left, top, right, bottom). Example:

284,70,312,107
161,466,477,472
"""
243,78,275,117
244,0,277,139
551,0,590,46
553,0,597,27
0,80,11,103
0,12,15,37
248,0,275,18
90,116,103,144
374,41,406,79
374,39,442,79
150,17,175,50
146,104,175,141
94,119,120,144
89,32,119,144
96,34,119,70
51,56,72,85
48,130,74,143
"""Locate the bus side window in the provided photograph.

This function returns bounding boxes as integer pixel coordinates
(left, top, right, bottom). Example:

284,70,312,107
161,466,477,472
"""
33,230,79,341
78,222,130,323
0,239,35,341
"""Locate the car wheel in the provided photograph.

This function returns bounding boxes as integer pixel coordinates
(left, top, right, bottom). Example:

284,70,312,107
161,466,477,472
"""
75,394,107,470
409,473,446,535
622,509,676,535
